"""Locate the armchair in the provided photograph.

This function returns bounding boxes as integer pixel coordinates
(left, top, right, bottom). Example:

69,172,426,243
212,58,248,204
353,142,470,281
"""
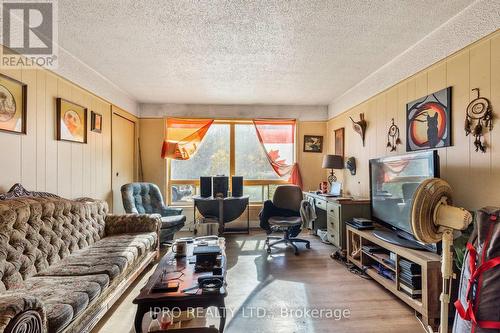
121,183,186,243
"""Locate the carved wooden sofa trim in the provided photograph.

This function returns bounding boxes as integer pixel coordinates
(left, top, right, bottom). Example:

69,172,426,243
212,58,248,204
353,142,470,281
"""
6,310,43,333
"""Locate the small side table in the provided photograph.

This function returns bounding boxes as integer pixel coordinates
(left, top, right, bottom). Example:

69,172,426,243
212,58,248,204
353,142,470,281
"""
193,196,250,235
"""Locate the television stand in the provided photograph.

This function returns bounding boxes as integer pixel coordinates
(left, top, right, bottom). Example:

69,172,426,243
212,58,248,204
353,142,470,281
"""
372,229,426,250
346,225,442,330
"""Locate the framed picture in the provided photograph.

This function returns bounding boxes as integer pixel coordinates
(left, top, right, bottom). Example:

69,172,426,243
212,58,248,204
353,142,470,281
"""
56,98,87,143
91,111,102,133
303,135,323,153
334,127,344,157
0,73,27,134
407,87,451,151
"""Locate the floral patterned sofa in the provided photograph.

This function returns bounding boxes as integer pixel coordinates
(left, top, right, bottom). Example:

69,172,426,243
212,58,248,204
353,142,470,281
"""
0,190,161,333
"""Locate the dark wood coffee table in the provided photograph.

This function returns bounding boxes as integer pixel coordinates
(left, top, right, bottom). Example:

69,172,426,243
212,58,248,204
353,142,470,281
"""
133,239,227,333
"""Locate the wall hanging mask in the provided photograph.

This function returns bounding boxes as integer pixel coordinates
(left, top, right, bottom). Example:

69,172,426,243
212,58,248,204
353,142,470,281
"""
465,88,493,153
386,118,401,152
345,157,356,175
349,113,367,147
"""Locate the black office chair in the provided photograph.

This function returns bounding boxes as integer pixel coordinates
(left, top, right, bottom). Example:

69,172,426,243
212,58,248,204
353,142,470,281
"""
265,185,311,255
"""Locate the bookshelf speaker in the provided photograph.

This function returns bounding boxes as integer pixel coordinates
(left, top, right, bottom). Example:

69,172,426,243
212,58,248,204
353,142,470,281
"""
200,177,212,197
212,176,228,198
232,176,243,197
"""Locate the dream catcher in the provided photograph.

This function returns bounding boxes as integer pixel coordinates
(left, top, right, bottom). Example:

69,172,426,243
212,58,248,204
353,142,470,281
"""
465,88,493,153
386,118,401,152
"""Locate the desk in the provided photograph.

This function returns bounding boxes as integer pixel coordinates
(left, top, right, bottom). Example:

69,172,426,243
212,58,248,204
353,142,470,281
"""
193,196,250,235
303,192,370,249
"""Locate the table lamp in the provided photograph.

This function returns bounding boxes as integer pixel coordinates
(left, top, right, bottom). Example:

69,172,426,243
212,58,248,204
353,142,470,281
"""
322,154,344,185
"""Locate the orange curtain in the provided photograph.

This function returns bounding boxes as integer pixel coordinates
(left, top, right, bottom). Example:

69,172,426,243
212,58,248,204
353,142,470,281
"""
161,118,214,160
253,119,303,188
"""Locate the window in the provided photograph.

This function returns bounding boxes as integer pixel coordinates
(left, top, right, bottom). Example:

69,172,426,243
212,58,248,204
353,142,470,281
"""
170,124,230,180
168,120,295,205
235,124,281,180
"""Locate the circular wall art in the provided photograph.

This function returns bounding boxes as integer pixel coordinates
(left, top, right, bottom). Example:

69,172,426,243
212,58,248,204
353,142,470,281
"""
406,87,451,151
0,85,17,122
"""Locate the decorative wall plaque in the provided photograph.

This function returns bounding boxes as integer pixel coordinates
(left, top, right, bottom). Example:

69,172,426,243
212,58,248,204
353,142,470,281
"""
349,113,367,147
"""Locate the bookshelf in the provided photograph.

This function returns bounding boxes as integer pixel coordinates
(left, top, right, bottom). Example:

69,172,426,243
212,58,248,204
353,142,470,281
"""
346,225,442,330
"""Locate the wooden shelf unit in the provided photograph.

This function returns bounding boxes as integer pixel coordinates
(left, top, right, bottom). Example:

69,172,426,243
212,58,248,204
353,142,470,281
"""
346,225,442,330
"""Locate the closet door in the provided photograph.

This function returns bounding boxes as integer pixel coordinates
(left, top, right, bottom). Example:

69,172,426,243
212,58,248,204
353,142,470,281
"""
112,113,135,214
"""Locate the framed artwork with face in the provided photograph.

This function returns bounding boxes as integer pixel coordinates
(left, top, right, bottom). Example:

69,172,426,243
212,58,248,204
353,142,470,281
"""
56,98,87,143
0,73,27,134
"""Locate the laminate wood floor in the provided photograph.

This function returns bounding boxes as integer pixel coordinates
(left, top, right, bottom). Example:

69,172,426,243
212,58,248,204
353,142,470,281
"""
93,231,425,333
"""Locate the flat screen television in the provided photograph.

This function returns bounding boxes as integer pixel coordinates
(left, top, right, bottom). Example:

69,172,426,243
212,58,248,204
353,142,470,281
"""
369,150,440,252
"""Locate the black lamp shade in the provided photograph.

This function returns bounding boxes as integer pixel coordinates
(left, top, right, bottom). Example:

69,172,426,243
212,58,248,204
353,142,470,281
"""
322,155,344,169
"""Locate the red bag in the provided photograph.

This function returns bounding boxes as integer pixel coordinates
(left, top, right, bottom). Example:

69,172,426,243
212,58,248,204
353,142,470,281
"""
453,206,500,333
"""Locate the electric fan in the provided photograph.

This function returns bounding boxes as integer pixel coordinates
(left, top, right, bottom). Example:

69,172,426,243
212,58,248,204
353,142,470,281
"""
410,178,473,333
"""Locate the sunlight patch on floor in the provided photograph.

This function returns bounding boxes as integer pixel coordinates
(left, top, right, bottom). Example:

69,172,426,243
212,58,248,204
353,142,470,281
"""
235,239,264,252
224,279,313,332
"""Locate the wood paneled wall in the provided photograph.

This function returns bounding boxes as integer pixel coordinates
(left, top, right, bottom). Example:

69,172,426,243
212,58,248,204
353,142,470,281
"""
297,121,327,191
0,63,113,205
139,118,167,197
326,30,500,211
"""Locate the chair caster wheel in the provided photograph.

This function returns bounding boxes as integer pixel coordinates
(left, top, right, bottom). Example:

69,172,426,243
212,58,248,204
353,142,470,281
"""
294,251,299,256
266,248,271,254
306,243,311,249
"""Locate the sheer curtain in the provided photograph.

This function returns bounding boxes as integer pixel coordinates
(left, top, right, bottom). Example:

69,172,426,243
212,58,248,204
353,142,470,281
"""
253,119,303,188
161,118,214,160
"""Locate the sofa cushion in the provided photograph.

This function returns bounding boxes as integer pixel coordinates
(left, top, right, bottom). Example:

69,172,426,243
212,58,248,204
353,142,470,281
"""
74,245,138,264
38,262,122,280
91,232,157,256
37,255,124,280
22,275,109,333
46,304,73,333
25,275,109,302
36,233,156,281
160,215,186,230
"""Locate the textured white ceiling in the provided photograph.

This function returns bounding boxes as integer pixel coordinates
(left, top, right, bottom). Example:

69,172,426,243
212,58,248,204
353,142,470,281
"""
328,0,500,118
58,0,474,106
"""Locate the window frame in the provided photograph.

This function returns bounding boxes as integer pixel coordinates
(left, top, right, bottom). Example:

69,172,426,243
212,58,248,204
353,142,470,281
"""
167,119,296,206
